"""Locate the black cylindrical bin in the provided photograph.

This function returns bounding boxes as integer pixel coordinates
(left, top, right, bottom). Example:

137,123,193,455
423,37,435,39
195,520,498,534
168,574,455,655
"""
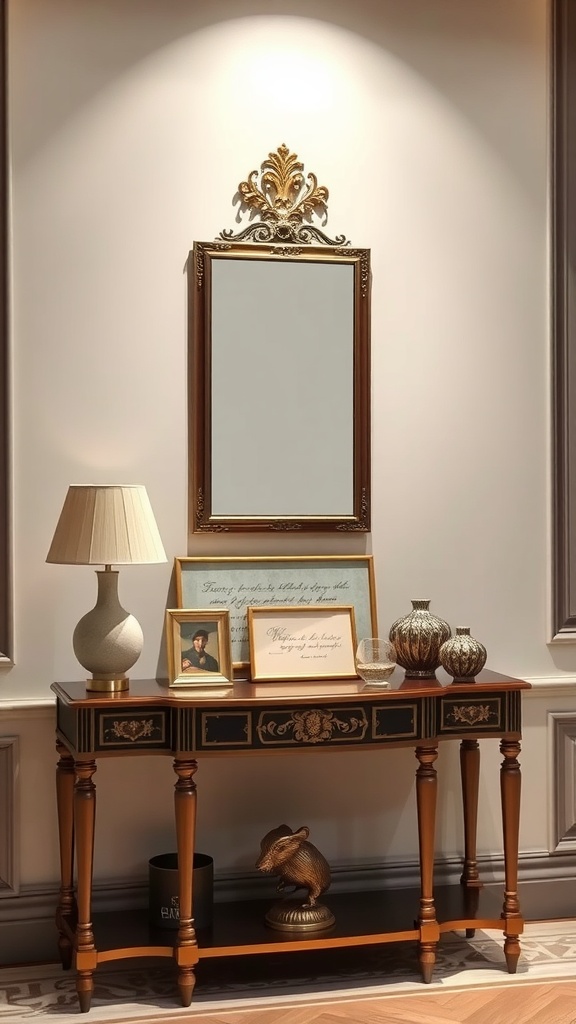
148,852,213,930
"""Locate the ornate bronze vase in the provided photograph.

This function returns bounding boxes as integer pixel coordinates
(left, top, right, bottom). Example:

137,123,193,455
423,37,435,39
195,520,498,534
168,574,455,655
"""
439,626,487,682
388,599,451,679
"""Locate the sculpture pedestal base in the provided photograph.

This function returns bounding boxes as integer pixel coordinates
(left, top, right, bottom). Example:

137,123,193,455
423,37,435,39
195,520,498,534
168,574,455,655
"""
264,899,335,932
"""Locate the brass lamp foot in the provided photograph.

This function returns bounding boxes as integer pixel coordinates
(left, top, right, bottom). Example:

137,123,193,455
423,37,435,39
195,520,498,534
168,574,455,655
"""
86,676,129,693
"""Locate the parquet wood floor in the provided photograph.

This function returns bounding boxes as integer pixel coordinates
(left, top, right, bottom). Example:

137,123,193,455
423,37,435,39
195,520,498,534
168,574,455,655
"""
170,981,576,1024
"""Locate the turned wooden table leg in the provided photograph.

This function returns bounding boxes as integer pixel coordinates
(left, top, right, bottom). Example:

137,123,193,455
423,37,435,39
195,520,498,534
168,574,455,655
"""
460,739,481,886
74,759,98,1013
460,739,482,937
415,744,440,983
55,741,76,969
500,737,523,973
173,758,199,1007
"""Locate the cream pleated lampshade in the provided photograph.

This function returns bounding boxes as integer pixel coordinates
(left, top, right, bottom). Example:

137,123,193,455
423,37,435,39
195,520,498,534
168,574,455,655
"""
46,484,167,566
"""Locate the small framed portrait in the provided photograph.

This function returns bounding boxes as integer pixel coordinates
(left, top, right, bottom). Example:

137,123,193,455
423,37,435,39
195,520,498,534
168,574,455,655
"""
165,609,233,687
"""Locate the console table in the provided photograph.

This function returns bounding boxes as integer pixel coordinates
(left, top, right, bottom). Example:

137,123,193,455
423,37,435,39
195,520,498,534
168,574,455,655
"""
52,668,530,1013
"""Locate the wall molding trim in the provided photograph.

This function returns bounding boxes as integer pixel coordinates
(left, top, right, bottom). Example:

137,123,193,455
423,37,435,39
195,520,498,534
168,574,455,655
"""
551,0,576,639
523,675,576,693
0,700,54,718
0,735,19,896
548,711,576,852
0,0,10,665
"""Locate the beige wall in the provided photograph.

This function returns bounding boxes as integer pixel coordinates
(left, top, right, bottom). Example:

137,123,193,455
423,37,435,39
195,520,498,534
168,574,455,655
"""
2,0,571,893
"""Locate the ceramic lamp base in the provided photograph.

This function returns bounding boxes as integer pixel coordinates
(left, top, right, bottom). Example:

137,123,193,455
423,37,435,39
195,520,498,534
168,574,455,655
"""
73,569,143,692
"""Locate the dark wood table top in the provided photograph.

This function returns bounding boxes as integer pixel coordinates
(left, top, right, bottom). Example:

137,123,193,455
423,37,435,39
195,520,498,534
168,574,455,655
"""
52,667,531,710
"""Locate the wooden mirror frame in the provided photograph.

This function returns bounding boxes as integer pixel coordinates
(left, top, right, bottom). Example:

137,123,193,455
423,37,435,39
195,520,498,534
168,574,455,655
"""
187,146,371,535
552,0,576,638
188,240,371,533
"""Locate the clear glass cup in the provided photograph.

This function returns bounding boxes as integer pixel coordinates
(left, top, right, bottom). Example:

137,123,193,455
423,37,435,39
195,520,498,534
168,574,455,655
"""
355,638,397,686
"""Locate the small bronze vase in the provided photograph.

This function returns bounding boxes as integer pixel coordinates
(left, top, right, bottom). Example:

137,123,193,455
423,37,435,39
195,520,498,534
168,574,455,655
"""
388,599,451,679
439,626,487,682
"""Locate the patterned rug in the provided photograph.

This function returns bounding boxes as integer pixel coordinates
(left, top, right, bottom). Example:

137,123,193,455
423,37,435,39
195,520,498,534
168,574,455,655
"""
1,922,576,1022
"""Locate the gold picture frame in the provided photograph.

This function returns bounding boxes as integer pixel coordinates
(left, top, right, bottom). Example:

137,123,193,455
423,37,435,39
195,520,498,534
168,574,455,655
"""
248,605,358,683
165,608,233,688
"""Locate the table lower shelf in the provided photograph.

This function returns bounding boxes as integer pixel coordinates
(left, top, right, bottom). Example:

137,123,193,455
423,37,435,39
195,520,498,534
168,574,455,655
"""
75,884,515,962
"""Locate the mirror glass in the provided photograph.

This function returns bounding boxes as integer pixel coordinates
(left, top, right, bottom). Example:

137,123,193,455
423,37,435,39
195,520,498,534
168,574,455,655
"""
188,241,371,533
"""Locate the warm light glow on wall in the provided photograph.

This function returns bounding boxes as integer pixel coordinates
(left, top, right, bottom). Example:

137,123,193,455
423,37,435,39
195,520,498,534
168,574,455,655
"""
243,48,336,113
203,16,370,118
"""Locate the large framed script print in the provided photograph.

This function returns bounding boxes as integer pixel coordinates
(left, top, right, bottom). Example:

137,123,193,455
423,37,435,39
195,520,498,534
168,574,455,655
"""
174,555,378,675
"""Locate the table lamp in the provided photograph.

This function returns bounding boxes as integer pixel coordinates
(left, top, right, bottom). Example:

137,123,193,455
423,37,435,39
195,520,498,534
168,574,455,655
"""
46,484,167,692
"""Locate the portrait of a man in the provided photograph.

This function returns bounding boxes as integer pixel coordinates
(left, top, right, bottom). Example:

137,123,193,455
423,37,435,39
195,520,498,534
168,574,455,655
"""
167,609,232,688
181,627,219,673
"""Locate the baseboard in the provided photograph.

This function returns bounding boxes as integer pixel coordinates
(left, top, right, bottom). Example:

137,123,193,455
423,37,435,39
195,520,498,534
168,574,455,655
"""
2,850,576,967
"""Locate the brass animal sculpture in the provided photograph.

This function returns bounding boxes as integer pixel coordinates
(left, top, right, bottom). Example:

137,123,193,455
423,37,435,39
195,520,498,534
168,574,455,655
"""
255,824,331,908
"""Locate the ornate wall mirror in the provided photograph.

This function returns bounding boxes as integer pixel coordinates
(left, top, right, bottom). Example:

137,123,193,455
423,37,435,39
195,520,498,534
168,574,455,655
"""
188,145,371,533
